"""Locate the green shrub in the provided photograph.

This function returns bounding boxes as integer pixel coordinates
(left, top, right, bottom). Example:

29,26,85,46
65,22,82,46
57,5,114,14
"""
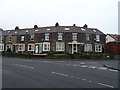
48,51,65,55
7,48,12,52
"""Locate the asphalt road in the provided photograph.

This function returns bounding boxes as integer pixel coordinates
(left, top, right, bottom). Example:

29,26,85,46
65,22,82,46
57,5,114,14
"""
2,57,119,88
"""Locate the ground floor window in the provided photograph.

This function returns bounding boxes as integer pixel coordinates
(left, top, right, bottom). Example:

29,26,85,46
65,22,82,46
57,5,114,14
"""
0,44,4,51
84,44,92,52
18,44,25,51
95,44,102,52
6,44,12,51
43,42,50,51
56,42,65,51
28,44,35,51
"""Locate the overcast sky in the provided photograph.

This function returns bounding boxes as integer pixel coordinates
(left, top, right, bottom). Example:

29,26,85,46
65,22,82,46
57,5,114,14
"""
0,0,119,34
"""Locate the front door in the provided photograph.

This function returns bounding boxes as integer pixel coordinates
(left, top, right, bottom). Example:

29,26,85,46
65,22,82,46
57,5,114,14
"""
13,45,15,52
35,44,43,54
39,44,42,53
15,45,18,53
35,45,39,54
72,44,77,54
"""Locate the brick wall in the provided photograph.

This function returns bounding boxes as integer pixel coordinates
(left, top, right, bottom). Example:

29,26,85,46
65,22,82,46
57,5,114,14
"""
105,42,120,54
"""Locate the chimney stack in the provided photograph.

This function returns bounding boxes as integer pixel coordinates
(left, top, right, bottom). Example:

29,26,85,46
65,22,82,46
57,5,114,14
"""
83,24,88,28
73,24,76,26
55,22,59,27
34,25,38,29
15,26,19,30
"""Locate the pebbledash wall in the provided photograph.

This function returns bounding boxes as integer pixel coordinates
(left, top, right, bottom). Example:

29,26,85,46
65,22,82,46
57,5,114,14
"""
0,24,106,55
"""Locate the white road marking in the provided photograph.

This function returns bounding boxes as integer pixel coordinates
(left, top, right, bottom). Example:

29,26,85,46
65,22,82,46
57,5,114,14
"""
51,71,115,88
88,66,97,69
98,83,114,88
80,62,85,64
72,65,77,67
89,81,92,83
30,67,34,69
13,64,34,69
82,79,86,81
70,76,74,78
109,69,118,72
51,72,68,77
81,65,88,68
98,67,108,70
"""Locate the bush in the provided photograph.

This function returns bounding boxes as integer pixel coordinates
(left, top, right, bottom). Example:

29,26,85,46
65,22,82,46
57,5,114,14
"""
7,48,12,52
48,51,64,55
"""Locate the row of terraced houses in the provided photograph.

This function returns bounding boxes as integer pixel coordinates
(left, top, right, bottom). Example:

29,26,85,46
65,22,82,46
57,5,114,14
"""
0,23,106,54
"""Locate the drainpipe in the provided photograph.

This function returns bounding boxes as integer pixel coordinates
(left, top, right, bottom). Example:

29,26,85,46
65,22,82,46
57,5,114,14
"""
25,31,28,54
72,44,73,54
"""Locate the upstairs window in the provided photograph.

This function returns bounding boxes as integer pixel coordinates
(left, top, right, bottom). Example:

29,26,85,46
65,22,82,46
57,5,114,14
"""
45,33,49,41
86,34,90,41
72,33,77,40
0,36,3,42
30,34,34,41
58,33,63,40
9,36,12,42
96,35,100,42
21,36,25,42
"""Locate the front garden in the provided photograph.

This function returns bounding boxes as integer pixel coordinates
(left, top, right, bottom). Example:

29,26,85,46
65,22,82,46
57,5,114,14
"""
1,51,119,60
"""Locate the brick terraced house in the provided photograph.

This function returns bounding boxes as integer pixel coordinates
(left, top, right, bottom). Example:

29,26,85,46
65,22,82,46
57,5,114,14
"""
0,23,106,54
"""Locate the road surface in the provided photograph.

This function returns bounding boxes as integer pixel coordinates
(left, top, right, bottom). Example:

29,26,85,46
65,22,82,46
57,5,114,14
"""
2,57,119,88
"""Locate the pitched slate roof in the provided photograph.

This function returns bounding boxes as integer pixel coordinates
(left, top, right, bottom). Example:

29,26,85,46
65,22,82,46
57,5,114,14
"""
107,34,120,41
2,26,105,36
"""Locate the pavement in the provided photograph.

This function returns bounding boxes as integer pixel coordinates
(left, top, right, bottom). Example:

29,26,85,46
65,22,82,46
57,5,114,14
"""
104,64,120,71
2,57,119,88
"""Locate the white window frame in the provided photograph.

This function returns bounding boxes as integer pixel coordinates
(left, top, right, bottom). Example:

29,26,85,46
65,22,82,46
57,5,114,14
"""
96,35,100,42
18,44,25,51
84,44,92,52
28,44,35,51
86,34,90,41
45,33,49,41
21,36,25,41
72,33,77,40
0,44,4,51
30,34,34,41
6,44,12,51
95,44,102,52
58,33,63,40
56,42,65,51
0,36,3,42
43,42,50,51
9,36,12,42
